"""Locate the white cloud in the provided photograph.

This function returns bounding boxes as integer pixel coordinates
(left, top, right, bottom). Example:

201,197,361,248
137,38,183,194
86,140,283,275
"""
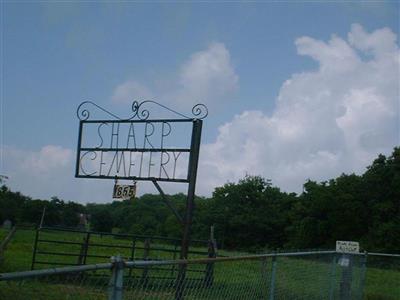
6,145,73,175
348,23,398,58
111,80,154,103
4,145,77,200
111,42,238,109
174,42,238,108
24,145,72,173
197,24,399,195
5,25,398,202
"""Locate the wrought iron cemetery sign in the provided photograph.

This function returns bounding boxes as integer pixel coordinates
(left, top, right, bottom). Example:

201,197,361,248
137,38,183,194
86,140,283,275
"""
76,101,206,183
75,100,207,260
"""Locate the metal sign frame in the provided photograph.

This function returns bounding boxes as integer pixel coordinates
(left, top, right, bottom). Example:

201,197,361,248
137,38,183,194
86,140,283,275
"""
75,100,207,262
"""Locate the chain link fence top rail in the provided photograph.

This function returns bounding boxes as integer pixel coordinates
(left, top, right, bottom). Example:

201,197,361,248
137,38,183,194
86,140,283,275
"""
0,251,399,300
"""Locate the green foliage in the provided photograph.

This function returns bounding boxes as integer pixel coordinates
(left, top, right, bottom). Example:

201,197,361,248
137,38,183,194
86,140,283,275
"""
0,147,399,252
205,175,295,250
90,209,113,233
0,189,84,228
286,148,400,252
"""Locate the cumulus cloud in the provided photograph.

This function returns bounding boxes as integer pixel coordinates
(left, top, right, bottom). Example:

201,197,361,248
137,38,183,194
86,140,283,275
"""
174,42,238,108
111,80,154,103
5,25,398,202
348,23,398,57
111,42,238,109
4,145,76,199
6,145,72,174
197,24,399,195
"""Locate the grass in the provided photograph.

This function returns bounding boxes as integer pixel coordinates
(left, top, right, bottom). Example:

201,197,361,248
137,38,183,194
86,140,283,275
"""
0,229,7,242
0,228,399,299
0,228,209,273
364,267,400,300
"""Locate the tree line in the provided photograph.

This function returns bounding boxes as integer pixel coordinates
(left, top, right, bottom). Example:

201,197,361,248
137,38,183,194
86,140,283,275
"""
1,148,398,253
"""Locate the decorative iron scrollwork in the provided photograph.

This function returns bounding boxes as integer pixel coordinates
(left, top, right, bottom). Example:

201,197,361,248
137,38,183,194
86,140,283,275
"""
191,104,208,120
77,100,208,121
77,101,122,121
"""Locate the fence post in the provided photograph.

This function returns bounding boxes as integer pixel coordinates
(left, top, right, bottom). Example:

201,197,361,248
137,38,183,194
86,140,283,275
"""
108,255,124,300
328,253,337,300
141,239,150,287
204,238,216,287
358,252,368,300
78,232,91,265
269,255,277,300
171,241,178,276
31,227,40,270
83,232,91,265
128,238,136,278
339,254,353,300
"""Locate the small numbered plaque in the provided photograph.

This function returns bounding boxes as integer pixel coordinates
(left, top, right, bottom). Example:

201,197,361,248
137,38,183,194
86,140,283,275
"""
113,184,136,199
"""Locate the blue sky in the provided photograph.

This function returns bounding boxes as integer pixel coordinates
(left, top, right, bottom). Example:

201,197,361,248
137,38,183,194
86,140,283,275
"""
1,2,399,203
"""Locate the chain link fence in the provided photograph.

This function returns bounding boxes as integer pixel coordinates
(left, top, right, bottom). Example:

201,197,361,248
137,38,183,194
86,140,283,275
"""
0,251,398,300
364,253,400,300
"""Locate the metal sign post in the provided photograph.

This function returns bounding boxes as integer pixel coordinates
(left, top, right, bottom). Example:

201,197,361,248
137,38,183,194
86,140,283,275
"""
180,119,202,260
336,240,359,299
75,100,207,298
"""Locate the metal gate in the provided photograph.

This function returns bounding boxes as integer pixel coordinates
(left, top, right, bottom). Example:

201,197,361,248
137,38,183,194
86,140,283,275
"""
31,226,216,284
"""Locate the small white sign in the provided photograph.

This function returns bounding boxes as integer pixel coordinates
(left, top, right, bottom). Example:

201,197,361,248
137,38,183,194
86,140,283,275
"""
113,184,136,199
336,240,360,254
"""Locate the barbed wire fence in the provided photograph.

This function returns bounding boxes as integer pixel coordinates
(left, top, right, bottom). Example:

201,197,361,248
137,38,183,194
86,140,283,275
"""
0,251,398,300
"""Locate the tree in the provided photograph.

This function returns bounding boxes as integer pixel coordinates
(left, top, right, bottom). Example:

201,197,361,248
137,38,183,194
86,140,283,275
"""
90,209,113,232
207,175,294,250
